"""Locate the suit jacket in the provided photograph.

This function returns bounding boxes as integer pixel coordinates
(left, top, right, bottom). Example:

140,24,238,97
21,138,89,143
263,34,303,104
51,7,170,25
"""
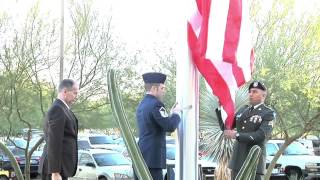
229,104,275,174
39,99,78,177
136,94,180,169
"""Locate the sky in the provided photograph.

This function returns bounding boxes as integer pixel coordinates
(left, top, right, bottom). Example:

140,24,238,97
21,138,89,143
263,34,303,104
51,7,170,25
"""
0,0,184,47
1,0,319,49
0,0,187,74
0,0,319,73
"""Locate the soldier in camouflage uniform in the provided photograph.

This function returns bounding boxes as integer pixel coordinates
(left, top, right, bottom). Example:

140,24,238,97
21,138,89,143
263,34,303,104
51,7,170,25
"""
225,81,276,180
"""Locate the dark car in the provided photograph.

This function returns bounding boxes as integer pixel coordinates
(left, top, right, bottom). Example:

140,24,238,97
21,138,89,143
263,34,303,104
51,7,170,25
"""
12,148,41,178
0,151,14,180
0,148,40,178
266,161,287,180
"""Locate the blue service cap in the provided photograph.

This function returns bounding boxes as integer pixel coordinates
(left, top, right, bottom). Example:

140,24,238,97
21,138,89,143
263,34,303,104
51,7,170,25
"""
142,72,166,84
249,81,266,91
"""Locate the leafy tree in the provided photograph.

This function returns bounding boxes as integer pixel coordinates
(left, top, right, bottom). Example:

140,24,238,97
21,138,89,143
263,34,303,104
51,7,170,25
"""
0,1,139,178
252,0,320,178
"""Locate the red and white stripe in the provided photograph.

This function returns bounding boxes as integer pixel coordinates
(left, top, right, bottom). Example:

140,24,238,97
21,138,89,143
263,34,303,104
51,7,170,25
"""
187,0,254,129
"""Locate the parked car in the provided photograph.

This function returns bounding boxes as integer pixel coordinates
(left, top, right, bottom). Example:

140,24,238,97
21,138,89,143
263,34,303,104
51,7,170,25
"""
166,136,175,145
267,139,320,180
309,136,320,156
78,134,119,151
297,139,315,155
5,137,43,151
21,128,43,140
71,149,133,180
164,144,216,180
0,154,12,180
113,138,125,146
5,138,27,149
265,161,287,180
0,169,10,180
78,139,93,150
0,147,41,178
10,148,41,178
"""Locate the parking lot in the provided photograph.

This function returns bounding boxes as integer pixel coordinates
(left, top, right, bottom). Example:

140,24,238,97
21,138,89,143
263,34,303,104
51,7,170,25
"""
2,132,320,180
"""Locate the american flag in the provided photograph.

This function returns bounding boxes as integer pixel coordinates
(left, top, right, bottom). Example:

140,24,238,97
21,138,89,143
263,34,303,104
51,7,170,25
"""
187,0,254,129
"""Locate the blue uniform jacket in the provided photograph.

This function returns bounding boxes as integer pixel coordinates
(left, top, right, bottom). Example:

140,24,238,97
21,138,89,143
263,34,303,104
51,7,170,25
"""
136,94,181,169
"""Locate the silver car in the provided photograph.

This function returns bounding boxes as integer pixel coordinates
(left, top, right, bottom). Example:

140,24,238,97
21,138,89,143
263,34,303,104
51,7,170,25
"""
78,134,120,151
72,149,133,180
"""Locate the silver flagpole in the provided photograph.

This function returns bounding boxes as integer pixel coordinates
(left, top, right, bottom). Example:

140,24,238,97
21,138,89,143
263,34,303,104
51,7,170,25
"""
175,0,199,176
59,0,64,82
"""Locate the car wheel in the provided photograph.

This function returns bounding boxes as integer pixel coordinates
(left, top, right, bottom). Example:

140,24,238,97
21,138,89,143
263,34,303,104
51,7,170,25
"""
98,177,107,180
287,169,302,180
0,176,9,180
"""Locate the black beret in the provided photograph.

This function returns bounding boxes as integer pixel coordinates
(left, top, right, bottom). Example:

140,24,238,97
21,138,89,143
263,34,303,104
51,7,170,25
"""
249,81,266,91
142,72,166,84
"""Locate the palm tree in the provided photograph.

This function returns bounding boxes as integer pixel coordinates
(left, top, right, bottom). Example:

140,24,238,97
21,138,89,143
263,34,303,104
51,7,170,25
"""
199,78,249,179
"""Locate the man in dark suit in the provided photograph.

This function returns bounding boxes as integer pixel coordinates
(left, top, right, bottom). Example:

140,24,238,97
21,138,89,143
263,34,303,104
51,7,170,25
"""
225,81,276,180
135,72,181,180
40,79,79,180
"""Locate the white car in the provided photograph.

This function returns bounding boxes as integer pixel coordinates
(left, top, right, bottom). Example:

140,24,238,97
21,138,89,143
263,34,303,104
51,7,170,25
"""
164,144,216,180
267,139,320,179
72,149,133,180
78,134,120,151
297,139,315,155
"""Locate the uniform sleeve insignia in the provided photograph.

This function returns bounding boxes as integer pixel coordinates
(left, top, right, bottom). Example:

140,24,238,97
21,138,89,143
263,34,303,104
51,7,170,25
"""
159,107,168,118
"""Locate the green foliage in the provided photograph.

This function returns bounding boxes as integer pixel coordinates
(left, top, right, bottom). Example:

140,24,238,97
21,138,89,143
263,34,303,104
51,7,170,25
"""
253,0,320,137
107,69,152,180
252,1,320,179
0,0,143,133
199,77,249,161
153,47,177,108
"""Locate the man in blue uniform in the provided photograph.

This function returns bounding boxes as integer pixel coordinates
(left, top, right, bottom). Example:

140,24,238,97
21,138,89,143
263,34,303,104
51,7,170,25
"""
135,72,181,180
225,81,276,180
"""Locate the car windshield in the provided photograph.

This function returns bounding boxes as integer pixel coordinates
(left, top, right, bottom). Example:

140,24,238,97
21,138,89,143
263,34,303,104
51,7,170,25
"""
166,137,176,145
114,138,124,145
266,143,278,156
93,153,130,166
29,137,42,148
78,140,91,150
7,139,27,148
89,136,114,145
284,142,310,155
11,148,25,156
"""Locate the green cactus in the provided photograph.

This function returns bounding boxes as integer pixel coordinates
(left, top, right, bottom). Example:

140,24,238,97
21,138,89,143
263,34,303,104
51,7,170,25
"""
107,69,152,180
235,145,262,180
0,142,24,180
